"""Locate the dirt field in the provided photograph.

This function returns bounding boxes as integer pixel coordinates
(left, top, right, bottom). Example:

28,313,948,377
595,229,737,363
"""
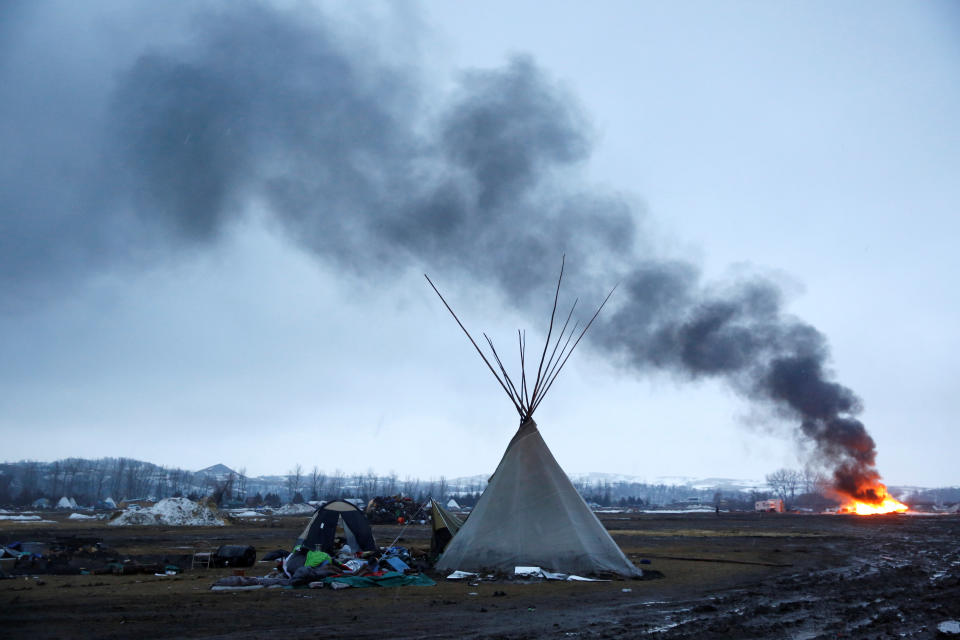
2,512,959,639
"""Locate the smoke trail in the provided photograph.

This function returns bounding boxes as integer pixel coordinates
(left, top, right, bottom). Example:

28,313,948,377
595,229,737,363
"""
596,268,880,499
0,1,883,497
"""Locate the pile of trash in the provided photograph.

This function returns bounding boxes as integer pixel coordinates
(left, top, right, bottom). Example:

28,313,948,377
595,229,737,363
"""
108,497,226,527
212,543,434,591
365,495,422,524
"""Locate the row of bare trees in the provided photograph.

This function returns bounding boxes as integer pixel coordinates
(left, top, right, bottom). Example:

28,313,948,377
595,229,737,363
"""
765,467,832,509
0,457,840,511
0,458,239,506
277,464,451,505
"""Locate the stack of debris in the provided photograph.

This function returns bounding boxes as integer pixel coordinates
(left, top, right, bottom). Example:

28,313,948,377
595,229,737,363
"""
0,537,127,575
365,495,421,524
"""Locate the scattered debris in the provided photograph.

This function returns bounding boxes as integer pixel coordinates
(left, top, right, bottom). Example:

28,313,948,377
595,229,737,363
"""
366,495,422,524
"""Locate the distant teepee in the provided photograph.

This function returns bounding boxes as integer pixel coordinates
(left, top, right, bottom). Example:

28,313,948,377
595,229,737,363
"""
426,259,641,577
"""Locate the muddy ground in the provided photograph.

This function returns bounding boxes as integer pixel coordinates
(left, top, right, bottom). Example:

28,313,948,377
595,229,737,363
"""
2,512,959,639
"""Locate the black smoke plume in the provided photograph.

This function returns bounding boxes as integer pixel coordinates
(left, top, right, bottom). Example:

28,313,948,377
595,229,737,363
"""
0,1,885,499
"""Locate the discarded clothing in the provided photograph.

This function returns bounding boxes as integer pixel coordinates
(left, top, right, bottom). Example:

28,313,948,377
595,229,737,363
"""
290,564,339,586
305,550,331,568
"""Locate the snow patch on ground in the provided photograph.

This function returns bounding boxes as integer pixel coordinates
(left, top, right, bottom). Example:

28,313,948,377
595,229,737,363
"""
272,503,315,515
68,513,98,520
0,515,43,521
108,498,226,526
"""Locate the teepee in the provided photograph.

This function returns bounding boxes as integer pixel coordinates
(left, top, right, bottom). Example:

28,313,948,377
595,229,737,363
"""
425,260,641,577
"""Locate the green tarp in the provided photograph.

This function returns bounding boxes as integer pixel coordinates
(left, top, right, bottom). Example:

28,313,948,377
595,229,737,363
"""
322,571,435,588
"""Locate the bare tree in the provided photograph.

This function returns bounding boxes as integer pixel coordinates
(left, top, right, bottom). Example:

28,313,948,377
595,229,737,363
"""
123,461,139,499
50,460,63,498
61,460,76,498
286,464,303,502
92,459,109,501
383,471,398,496
168,467,187,498
401,476,419,499
351,473,364,499
210,472,235,506
766,468,804,506
236,467,247,502
308,466,320,501
19,461,40,505
330,469,344,498
110,458,126,499
801,467,826,495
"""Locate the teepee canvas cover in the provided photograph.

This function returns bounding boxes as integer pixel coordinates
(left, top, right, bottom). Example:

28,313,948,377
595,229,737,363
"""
426,260,641,577
436,419,640,575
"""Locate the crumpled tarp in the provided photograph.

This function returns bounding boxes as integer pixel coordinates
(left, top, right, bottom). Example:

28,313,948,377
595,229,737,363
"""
210,571,435,590
323,571,435,588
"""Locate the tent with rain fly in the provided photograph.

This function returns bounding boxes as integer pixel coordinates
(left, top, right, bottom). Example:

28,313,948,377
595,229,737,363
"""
430,497,464,556
284,499,377,576
425,260,641,577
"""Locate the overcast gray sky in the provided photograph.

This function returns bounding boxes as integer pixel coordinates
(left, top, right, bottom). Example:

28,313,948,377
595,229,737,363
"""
1,1,957,487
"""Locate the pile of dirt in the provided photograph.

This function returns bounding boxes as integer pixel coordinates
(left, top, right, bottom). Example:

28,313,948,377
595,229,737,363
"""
108,498,226,527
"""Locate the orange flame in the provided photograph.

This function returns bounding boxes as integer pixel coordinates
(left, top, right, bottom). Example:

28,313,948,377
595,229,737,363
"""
839,483,908,515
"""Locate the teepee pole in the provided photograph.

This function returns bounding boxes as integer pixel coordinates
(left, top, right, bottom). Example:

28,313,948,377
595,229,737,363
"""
483,333,525,412
531,284,617,413
528,255,566,409
539,299,578,387
519,330,530,408
424,274,523,417
426,260,617,423
540,318,580,397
